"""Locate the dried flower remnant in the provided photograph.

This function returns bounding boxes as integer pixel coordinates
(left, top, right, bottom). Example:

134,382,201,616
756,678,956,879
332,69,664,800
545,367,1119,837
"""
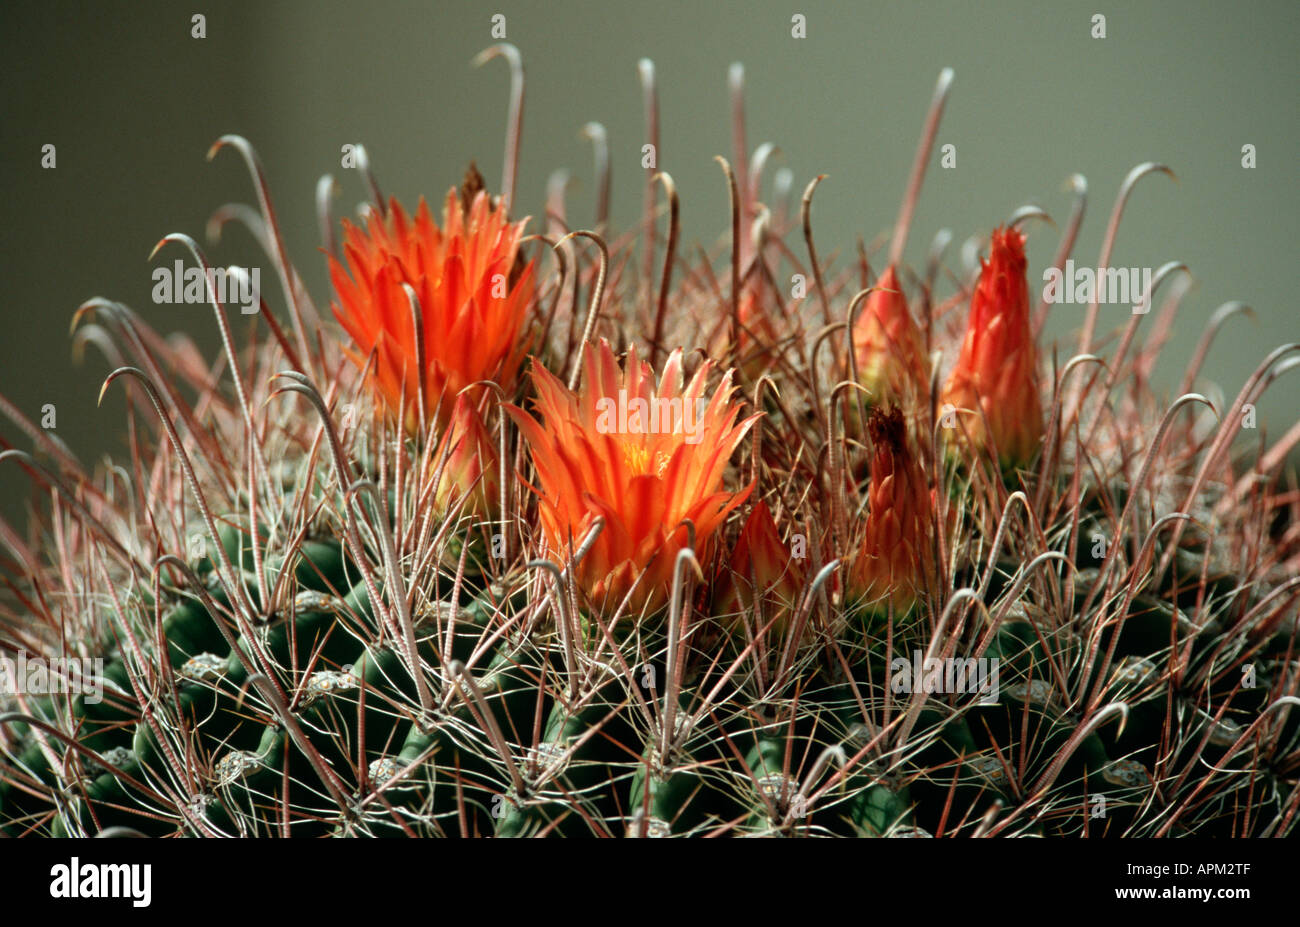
847,406,937,614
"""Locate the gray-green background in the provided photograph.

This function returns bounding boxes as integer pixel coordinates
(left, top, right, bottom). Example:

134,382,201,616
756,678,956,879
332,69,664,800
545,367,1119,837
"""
2,0,1296,526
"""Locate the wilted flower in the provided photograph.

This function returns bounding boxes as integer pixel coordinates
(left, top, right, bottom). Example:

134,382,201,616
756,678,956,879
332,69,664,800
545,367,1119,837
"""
330,189,535,431
847,406,936,613
509,339,758,617
940,227,1042,468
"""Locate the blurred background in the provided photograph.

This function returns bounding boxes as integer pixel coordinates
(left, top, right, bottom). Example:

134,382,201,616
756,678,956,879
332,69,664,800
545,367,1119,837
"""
2,0,1296,526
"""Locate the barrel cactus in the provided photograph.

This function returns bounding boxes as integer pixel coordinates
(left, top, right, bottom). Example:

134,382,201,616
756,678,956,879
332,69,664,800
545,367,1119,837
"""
1,51,1296,839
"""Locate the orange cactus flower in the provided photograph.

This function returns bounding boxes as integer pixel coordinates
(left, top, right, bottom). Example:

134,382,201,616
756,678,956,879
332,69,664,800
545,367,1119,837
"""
430,394,498,518
851,264,929,411
847,406,936,614
717,499,807,636
939,227,1042,468
330,189,535,431
508,339,758,618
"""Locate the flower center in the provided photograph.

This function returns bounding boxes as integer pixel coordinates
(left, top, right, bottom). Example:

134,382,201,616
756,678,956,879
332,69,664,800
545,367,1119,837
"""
621,440,670,478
